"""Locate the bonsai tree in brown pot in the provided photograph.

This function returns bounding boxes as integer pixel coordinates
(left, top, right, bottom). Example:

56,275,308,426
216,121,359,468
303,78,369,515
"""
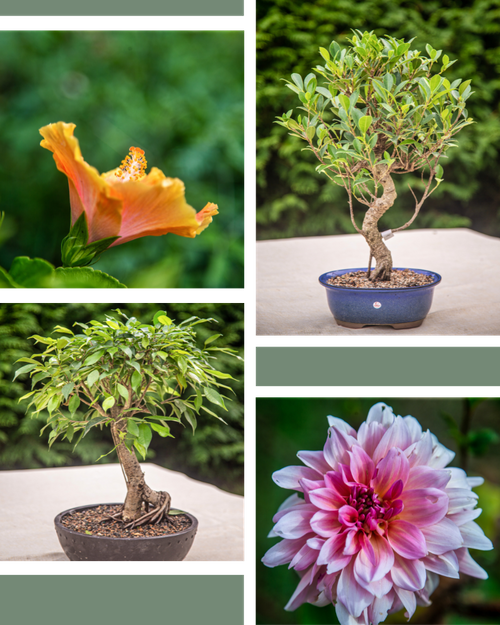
16,309,241,559
276,30,474,327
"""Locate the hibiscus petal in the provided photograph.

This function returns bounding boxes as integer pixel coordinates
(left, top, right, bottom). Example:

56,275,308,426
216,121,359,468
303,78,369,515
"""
387,520,427,558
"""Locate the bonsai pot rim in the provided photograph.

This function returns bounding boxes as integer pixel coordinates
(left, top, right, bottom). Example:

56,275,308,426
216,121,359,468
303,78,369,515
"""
318,267,442,329
54,503,198,561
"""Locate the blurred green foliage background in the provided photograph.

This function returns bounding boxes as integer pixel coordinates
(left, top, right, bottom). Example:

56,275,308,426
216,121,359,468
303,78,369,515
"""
257,0,500,240
0,303,244,495
0,31,244,287
257,398,500,624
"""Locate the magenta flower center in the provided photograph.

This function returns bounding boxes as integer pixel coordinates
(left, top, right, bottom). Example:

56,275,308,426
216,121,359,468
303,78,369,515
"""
338,483,403,535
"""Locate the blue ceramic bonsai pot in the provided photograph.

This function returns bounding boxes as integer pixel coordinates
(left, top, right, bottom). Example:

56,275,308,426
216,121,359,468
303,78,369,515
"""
319,268,442,329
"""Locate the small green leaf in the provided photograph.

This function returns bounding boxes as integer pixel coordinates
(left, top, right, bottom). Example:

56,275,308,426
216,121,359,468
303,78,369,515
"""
84,350,105,367
184,409,197,434
319,47,330,62
137,423,152,449
291,73,303,90
158,315,172,326
62,383,74,401
102,396,116,412
204,387,226,409
305,126,315,141
117,383,129,401
106,320,120,330
358,115,372,135
435,164,444,179
133,441,147,460
153,310,168,326
150,423,172,438
87,370,100,387
131,370,142,393
13,363,38,380
128,420,140,437
205,334,222,346
69,394,80,414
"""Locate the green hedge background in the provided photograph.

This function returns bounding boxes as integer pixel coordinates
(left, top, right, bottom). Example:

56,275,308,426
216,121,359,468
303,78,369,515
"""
0,303,244,495
0,31,244,288
257,0,500,240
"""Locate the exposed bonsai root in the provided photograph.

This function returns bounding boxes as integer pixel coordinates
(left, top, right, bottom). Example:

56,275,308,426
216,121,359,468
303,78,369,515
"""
369,259,392,282
123,491,172,529
101,491,171,529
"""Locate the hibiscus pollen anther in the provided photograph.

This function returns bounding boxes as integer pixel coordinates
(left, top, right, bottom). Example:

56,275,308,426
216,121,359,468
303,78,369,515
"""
115,146,147,182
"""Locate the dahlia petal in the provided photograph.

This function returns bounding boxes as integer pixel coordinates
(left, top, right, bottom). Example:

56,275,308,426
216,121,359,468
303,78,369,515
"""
383,479,404,500
306,536,325,550
354,571,392,598
262,537,310,567
309,488,346,510
394,586,417,619
284,566,317,611
467,476,484,488
290,543,320,571
372,447,410,495
324,427,357,470
387,520,427,559
366,402,396,427
327,415,357,437
403,415,423,443
354,534,394,582
399,487,449,527
336,601,369,625
320,538,353,574
348,445,375,486
272,501,315,524
447,507,482,526
297,450,332,474
459,521,493,550
343,529,363,555
367,591,396,625
373,416,412,463
405,430,433,468
310,510,341,538
415,571,440,606
446,488,479,514
428,435,455,468
325,470,351,497
299,478,325,494
338,505,360,526
422,551,460,578
274,509,314,539
406,466,451,491
272,465,323,491
337,560,375,618
277,493,304,512
446,467,470,489
357,421,387,457
391,553,426,591
421,517,464,554
456,546,488,579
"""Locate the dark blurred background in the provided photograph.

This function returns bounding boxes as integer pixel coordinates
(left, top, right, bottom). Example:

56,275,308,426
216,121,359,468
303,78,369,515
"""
0,303,244,496
257,0,500,241
257,398,500,624
0,31,244,287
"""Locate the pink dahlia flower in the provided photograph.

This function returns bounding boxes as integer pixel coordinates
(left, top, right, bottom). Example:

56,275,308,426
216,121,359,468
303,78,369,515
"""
262,403,493,625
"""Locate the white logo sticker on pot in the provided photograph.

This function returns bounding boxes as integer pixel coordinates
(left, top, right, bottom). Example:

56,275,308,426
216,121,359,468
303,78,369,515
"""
373,302,382,309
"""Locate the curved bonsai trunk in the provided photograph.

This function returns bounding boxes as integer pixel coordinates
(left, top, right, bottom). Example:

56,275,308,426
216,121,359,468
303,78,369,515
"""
362,165,397,281
111,420,171,527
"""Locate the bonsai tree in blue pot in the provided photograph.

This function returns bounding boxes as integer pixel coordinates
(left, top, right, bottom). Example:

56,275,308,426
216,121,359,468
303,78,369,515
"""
277,30,473,283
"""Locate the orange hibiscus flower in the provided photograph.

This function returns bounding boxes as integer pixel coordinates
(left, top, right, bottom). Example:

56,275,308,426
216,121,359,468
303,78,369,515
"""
40,122,218,248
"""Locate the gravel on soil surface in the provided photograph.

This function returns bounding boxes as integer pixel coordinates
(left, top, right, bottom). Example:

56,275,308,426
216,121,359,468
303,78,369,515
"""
327,268,435,289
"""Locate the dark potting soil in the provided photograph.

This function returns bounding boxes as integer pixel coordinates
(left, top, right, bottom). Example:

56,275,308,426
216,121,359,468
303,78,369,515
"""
326,269,435,289
60,504,192,538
